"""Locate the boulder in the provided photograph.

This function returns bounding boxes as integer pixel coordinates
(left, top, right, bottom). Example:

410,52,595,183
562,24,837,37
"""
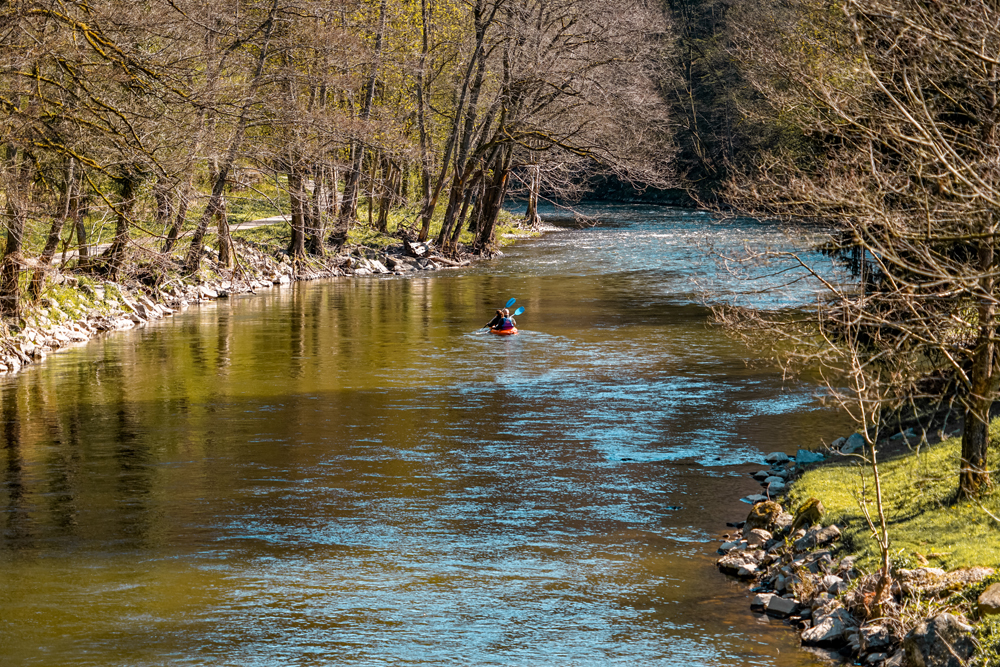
860,624,894,653
821,574,845,593
763,475,785,486
790,497,825,532
801,607,857,648
745,529,772,548
717,549,765,578
979,582,1000,616
794,525,841,551
765,452,790,464
897,567,993,597
902,613,975,667
765,595,798,618
743,501,783,537
842,433,866,454
751,592,774,611
766,480,786,494
718,540,743,553
752,470,771,481
796,449,825,465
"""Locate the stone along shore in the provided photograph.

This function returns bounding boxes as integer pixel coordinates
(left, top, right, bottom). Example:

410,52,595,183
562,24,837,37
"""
717,448,1000,667
0,239,469,374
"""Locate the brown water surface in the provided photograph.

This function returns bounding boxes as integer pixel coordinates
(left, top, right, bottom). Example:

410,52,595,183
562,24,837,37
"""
0,204,847,666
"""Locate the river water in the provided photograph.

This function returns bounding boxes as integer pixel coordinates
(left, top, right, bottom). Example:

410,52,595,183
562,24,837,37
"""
0,204,848,666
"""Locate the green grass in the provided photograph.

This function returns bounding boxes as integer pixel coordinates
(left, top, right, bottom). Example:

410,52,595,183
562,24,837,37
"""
788,422,1000,572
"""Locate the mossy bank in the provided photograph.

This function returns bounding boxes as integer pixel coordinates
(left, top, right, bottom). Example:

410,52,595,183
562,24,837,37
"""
718,428,1000,666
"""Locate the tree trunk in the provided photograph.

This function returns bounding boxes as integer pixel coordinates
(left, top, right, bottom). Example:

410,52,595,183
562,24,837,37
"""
216,195,233,269
306,166,326,256
163,177,191,254
0,197,26,317
524,163,541,227
101,172,139,279
959,242,997,498
30,157,76,299
473,146,512,255
287,165,307,259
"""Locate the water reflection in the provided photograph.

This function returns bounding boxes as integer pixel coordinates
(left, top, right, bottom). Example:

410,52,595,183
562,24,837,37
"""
0,204,845,666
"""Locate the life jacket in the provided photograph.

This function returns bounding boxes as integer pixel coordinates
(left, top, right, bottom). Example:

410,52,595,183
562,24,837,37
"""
496,317,514,330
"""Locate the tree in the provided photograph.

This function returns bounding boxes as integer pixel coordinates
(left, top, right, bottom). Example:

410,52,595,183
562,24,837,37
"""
721,0,1000,499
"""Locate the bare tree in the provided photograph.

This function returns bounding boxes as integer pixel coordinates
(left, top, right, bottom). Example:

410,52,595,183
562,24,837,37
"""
722,0,1000,500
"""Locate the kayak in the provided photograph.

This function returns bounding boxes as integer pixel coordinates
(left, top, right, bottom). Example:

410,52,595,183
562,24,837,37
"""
490,327,518,336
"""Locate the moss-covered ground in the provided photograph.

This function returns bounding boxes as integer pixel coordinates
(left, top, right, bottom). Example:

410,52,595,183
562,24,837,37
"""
787,422,1000,573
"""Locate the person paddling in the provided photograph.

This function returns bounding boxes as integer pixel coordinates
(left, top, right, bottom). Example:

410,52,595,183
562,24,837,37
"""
485,309,504,330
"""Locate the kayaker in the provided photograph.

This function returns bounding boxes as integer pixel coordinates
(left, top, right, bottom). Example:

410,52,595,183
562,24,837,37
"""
485,309,504,330
495,308,515,331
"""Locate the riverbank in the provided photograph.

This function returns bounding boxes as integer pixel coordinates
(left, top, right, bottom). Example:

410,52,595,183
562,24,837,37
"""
0,223,539,375
718,429,1000,666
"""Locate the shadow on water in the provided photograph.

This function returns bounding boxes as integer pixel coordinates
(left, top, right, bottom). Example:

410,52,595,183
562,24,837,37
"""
0,204,846,666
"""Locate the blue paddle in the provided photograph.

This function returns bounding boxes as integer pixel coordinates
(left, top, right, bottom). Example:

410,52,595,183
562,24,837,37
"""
505,298,516,309
512,307,524,316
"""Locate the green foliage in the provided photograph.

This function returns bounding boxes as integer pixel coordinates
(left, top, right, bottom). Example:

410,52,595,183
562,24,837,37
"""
973,616,1000,667
788,422,1000,571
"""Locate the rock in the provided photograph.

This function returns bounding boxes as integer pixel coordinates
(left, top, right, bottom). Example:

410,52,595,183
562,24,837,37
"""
796,449,825,465
766,480,786,493
791,497,825,532
821,574,845,593
773,512,794,532
751,592,774,611
801,608,856,648
861,624,894,653
765,452,790,464
745,529,772,548
884,650,904,667
842,433,866,454
765,595,798,618
896,567,992,597
866,652,888,664
980,582,1000,616
763,475,785,486
718,540,743,553
717,550,765,578
752,470,771,481
743,501,783,537
902,613,974,667
794,525,841,551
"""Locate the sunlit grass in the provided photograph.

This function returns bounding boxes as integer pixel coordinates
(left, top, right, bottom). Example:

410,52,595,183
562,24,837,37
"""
788,422,1000,571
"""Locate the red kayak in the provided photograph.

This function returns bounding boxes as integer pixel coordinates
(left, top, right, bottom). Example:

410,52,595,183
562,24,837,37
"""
490,327,518,336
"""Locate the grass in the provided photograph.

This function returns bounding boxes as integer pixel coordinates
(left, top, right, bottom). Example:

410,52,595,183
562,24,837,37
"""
787,421,1000,572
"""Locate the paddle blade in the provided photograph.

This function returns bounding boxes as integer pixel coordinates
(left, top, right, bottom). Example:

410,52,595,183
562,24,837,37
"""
512,306,524,316
505,298,516,308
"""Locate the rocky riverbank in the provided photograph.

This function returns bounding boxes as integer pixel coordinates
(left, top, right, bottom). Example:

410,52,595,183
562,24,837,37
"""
718,445,1000,666
0,238,479,375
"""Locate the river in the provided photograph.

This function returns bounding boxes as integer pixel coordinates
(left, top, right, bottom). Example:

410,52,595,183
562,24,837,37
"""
0,204,849,666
